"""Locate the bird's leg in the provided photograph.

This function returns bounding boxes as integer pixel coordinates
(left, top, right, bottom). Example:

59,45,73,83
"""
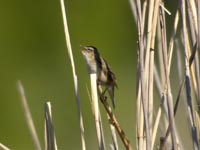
102,88,108,96
97,84,108,101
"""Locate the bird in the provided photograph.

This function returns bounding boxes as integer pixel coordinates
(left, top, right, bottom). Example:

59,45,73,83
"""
81,45,118,108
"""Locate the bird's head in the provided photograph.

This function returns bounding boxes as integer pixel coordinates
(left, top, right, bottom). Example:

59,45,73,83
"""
81,46,99,63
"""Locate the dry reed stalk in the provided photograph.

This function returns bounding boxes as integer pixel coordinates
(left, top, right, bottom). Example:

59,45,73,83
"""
156,17,170,145
198,0,200,59
168,9,179,73
151,93,165,150
187,0,200,102
181,0,199,149
187,0,197,39
86,86,107,149
129,0,144,149
146,0,155,139
156,20,170,141
195,111,200,141
107,114,119,150
44,102,57,150
155,70,175,149
87,81,118,149
17,81,41,150
193,55,200,113
148,0,160,141
176,40,183,82
90,74,105,150
0,143,10,150
186,0,200,114
136,82,144,150
129,0,137,24
157,20,165,88
131,0,200,149
158,3,188,149
160,5,180,149
136,0,172,149
186,0,199,102
161,41,198,149
135,0,150,149
59,0,86,149
173,41,197,117
98,93,133,150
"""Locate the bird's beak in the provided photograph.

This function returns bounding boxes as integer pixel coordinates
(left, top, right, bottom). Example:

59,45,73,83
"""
80,45,87,54
80,45,87,55
80,45,87,50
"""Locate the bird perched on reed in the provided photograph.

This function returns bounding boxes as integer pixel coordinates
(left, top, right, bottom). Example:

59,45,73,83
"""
81,46,118,108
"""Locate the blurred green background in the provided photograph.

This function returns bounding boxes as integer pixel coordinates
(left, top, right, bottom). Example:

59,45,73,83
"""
0,0,136,149
0,0,192,149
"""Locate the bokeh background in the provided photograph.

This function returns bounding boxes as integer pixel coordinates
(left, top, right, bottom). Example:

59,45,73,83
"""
0,0,191,150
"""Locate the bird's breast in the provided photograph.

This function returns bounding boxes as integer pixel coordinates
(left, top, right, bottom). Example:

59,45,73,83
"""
86,62,97,74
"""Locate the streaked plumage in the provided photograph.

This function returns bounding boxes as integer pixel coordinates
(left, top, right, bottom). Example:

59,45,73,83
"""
81,46,118,108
